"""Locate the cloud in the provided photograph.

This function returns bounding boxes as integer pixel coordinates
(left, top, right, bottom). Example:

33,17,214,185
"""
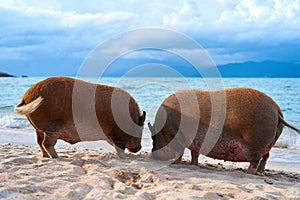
0,0,300,76
207,48,259,65
163,0,202,26
0,1,138,63
162,0,300,40
219,0,299,27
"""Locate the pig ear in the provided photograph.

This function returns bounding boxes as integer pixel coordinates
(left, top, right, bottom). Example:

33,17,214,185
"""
138,111,146,126
148,122,155,135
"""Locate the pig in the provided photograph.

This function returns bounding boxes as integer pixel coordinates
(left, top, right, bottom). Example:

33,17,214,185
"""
149,88,300,173
14,77,146,158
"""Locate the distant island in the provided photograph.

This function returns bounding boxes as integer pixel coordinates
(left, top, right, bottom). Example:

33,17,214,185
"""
0,72,15,77
101,60,300,77
0,60,299,77
217,60,300,78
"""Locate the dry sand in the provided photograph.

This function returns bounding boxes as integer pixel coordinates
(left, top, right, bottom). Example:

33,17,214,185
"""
0,144,299,200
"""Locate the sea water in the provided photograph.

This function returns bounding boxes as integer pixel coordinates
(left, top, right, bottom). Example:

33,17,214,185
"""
0,77,299,163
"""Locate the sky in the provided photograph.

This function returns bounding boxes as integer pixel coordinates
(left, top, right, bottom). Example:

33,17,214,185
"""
0,0,300,76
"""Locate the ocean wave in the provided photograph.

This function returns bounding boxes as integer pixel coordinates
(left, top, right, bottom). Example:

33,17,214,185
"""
0,105,14,111
0,115,31,129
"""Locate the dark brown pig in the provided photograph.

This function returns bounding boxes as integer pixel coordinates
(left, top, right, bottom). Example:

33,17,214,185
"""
149,88,299,173
15,77,146,158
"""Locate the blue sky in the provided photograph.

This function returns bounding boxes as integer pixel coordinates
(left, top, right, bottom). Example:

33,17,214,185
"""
0,0,300,76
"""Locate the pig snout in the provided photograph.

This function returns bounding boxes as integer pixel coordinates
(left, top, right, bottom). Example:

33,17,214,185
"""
126,137,142,153
151,144,177,161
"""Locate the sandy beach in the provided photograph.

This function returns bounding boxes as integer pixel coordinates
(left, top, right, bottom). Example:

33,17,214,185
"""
0,144,299,199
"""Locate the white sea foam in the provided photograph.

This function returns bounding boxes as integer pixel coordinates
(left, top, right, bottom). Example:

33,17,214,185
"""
0,115,30,129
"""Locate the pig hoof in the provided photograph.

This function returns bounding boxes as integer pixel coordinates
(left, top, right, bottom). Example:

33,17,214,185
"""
51,155,59,159
247,169,256,174
117,152,125,159
115,147,126,159
172,159,182,164
247,169,264,176
256,172,264,176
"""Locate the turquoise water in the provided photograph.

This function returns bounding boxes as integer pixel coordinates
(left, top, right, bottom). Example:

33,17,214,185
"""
0,77,299,155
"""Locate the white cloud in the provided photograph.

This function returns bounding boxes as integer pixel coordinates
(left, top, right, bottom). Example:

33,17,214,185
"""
4,3,137,29
162,0,300,41
163,0,203,27
122,51,166,61
0,0,139,61
217,0,300,28
57,11,136,28
207,48,259,65
0,46,32,60
0,0,300,68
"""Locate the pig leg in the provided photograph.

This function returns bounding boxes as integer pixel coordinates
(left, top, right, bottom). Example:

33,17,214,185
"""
256,153,269,173
246,151,262,174
248,162,259,174
173,154,183,164
172,147,185,164
171,131,186,164
191,150,199,165
35,129,49,158
42,132,59,158
115,143,126,159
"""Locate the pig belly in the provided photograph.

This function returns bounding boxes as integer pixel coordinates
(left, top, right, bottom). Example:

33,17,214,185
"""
58,123,107,143
205,140,248,162
59,132,81,144
204,140,273,162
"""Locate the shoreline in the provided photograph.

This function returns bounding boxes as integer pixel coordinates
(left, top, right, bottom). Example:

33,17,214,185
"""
0,144,299,199
0,129,300,174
